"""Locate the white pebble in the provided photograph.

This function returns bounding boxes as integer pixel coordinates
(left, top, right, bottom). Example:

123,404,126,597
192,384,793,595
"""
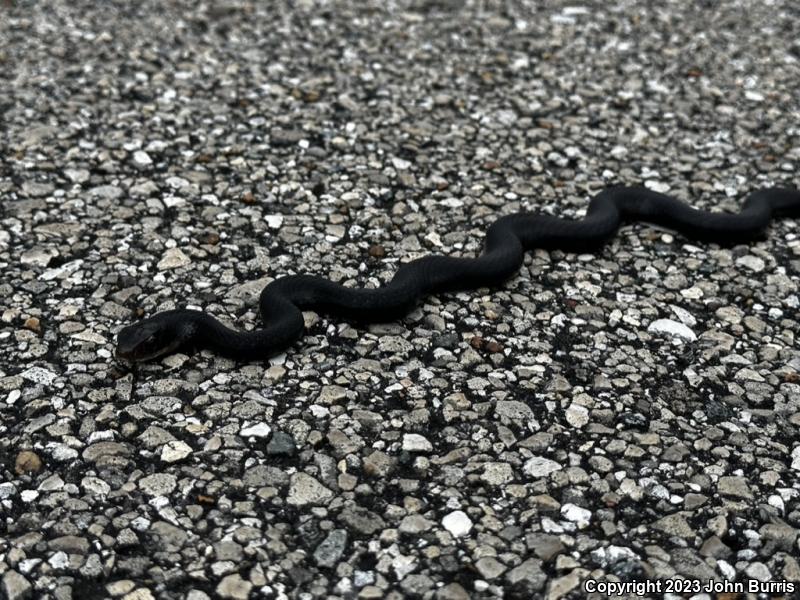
264,215,284,229
161,440,192,462
402,433,433,452
442,510,473,537
133,150,153,167
565,404,589,428
20,366,58,385
561,503,592,528
647,318,697,342
48,552,70,569
791,446,800,472
82,476,111,497
21,490,38,502
240,423,272,438
391,157,411,170
735,255,765,272
644,180,671,193
523,456,563,478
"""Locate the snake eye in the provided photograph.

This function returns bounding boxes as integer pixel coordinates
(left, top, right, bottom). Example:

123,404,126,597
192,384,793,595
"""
116,320,170,362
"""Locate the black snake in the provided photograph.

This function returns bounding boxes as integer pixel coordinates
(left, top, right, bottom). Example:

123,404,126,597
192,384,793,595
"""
116,185,800,363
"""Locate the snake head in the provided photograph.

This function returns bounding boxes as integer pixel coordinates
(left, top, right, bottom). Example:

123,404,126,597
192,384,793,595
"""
116,312,192,363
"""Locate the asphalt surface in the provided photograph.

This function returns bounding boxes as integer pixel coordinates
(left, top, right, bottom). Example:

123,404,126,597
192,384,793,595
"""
1,1,799,599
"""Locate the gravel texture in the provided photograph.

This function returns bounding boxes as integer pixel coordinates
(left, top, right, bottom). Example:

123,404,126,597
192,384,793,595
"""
2,1,800,599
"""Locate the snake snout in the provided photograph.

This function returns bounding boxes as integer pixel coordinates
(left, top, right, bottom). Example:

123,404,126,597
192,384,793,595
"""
115,319,167,363
115,313,198,363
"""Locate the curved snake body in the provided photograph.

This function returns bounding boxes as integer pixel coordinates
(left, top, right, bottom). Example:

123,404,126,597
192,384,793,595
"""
116,186,800,362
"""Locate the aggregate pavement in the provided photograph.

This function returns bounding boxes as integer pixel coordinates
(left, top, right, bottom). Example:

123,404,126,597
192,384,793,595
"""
1,1,799,599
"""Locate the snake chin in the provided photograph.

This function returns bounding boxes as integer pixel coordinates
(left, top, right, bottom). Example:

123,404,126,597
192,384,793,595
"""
116,315,192,363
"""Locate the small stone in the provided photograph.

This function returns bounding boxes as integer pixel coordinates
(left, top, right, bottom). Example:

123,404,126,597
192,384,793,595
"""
313,529,348,568
20,248,57,267
644,180,670,193
83,441,131,462
216,574,252,600
2,571,32,600
505,558,546,593
165,176,189,189
402,433,433,452
436,582,470,600
338,505,385,535
495,400,534,422
591,545,638,567
213,541,244,562
401,574,434,596
38,473,64,491
64,168,90,183
547,569,588,598
391,157,412,170
132,151,153,167
565,404,589,428
264,215,284,229
20,366,57,386
529,533,565,560
523,456,563,478
745,562,772,582
363,450,396,477
327,428,362,456
22,181,54,197
399,514,435,534
242,465,288,488
197,231,220,245
700,535,732,558
106,581,137,596
318,385,347,403
270,128,304,147
49,535,89,554
715,306,744,325
684,493,708,510
717,476,753,500
89,185,123,200
378,335,414,354
82,476,111,497
157,248,191,270
287,473,333,506
23,317,41,333
648,318,697,342
442,510,473,537
160,440,192,462
392,554,417,580
561,504,592,528
759,523,798,551
266,431,296,456
48,551,69,569
15,450,42,475
138,473,177,496
652,513,694,539
735,255,765,272
240,423,272,438
792,446,800,472
480,462,514,485
474,557,506,580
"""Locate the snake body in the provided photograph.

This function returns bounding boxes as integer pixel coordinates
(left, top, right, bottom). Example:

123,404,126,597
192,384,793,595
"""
115,185,800,363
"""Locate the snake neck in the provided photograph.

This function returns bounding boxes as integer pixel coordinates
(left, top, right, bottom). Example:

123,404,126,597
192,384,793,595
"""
192,310,304,361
